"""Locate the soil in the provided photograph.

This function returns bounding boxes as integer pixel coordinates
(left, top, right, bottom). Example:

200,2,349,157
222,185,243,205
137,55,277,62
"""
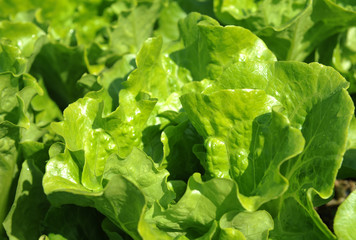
316,179,356,232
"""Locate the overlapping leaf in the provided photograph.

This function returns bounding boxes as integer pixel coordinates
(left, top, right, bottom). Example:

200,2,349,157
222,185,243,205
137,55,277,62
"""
0,2,355,239
214,0,356,61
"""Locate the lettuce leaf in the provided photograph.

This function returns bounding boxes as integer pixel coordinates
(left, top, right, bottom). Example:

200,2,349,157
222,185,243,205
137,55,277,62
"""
1,2,355,239
214,0,356,61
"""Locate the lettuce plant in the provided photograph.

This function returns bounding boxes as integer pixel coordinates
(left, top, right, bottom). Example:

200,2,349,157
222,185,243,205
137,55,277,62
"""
1,0,356,240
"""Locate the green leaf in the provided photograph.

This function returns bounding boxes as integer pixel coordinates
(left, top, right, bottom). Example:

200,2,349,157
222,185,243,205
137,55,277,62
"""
219,210,274,240
0,40,27,74
0,122,20,236
218,228,246,240
332,27,356,93
216,60,353,238
0,0,75,23
0,0,113,47
219,62,350,129
0,21,45,72
30,79,63,128
44,170,147,240
110,0,163,56
122,36,189,104
334,190,356,240
181,89,304,210
50,98,117,191
0,72,42,128
120,36,191,128
97,54,136,112
0,73,43,237
265,192,333,240
267,88,353,239
155,1,187,42
214,0,356,61
332,0,356,11
3,143,50,240
175,20,353,236
103,148,175,208
152,173,244,238
283,88,353,196
142,124,164,164
0,3,354,239
43,145,174,239
50,94,155,190
346,116,356,150
181,90,278,178
173,12,276,81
